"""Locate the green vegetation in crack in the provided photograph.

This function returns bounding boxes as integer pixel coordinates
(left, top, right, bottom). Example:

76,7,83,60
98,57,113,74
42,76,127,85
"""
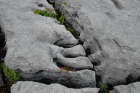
77,32,80,36
59,12,67,25
34,8,58,19
63,1,67,5
34,8,67,25
67,28,74,33
58,1,67,7
0,63,20,93
55,67,80,88
0,63,20,82
101,84,109,93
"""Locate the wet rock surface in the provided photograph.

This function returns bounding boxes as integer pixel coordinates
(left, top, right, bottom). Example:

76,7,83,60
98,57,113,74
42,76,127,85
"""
51,0,140,89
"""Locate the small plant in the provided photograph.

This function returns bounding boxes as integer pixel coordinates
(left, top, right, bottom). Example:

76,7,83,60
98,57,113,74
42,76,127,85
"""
67,28,74,33
63,1,67,5
0,63,20,82
101,84,109,93
58,4,61,7
77,32,80,36
58,1,67,6
34,8,58,19
59,12,67,25
57,67,79,88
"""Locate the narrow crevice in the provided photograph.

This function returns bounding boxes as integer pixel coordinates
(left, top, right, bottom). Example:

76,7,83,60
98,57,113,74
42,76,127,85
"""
111,0,123,10
92,60,100,67
47,1,140,93
85,48,91,57
77,39,84,45
65,55,76,58
125,75,137,85
93,74,114,93
95,75,101,88
46,1,80,39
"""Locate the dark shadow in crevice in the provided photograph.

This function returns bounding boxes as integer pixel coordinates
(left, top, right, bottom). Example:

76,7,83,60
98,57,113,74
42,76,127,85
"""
0,27,6,50
92,59,100,66
0,46,7,59
46,0,80,39
85,48,91,57
65,55,76,58
77,39,84,45
0,25,7,59
95,75,101,88
125,74,140,85
46,0,51,4
16,69,86,89
111,0,123,10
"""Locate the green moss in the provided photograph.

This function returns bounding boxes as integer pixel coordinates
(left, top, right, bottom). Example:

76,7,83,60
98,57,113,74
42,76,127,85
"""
58,4,61,7
59,12,67,25
34,8,58,19
101,84,109,93
63,2,67,5
0,63,20,82
67,28,74,32
77,32,80,36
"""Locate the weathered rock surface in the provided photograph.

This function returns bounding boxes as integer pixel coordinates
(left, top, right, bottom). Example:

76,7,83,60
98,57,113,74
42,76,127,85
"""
11,81,99,93
110,82,140,93
0,0,96,89
52,0,140,88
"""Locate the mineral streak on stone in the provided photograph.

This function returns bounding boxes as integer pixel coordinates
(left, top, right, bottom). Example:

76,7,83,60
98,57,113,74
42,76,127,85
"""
0,0,96,89
51,0,140,88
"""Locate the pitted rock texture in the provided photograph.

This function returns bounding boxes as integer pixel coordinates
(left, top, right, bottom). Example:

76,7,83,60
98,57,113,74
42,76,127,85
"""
11,81,99,93
109,82,140,93
51,0,140,87
0,0,96,88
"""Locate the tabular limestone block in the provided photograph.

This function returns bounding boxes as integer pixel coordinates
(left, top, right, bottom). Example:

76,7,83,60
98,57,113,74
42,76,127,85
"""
0,0,95,88
52,0,140,88
11,81,100,93
109,82,140,93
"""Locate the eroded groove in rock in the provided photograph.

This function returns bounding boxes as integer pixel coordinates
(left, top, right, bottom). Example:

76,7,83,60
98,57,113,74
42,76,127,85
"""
0,0,97,92
15,68,96,88
0,25,7,59
49,0,140,92
111,0,123,10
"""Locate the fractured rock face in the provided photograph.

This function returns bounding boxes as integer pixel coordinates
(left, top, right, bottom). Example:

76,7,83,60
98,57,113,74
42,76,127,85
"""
0,0,96,88
52,0,140,88
11,81,100,93
110,82,140,93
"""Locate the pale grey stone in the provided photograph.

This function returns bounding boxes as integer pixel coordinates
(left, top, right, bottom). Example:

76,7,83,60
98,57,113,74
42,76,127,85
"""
51,0,140,88
11,81,100,93
110,82,140,93
0,0,95,89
